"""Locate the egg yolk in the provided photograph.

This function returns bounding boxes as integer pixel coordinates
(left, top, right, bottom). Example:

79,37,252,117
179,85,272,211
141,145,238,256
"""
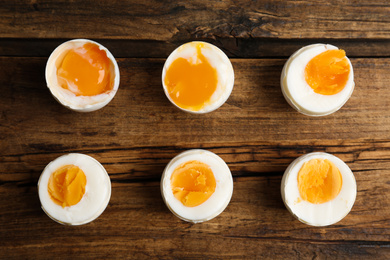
164,43,218,111
171,160,216,207
57,43,112,96
305,49,350,95
297,159,342,204
48,165,87,208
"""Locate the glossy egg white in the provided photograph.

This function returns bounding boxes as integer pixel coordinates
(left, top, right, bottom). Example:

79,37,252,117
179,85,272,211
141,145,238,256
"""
45,39,120,112
281,152,357,226
281,44,355,116
162,41,234,113
161,149,234,223
38,153,111,225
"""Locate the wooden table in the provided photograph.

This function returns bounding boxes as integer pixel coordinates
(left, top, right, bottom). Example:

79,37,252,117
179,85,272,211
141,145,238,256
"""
1,1,390,259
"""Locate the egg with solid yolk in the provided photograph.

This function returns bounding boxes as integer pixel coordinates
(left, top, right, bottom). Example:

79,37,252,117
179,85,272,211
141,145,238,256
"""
298,158,342,204
281,152,357,226
162,41,234,113
48,165,87,208
171,160,216,207
281,44,355,116
46,39,120,112
38,153,111,225
161,149,233,223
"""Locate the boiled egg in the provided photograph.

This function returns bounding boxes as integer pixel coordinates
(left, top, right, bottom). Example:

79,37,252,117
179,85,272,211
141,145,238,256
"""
162,41,234,113
281,152,357,226
281,44,354,116
46,39,120,112
38,153,111,225
161,149,233,223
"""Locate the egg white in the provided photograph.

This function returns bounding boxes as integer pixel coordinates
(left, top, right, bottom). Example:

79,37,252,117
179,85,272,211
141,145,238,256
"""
161,149,234,223
281,44,355,116
45,39,120,112
281,152,357,226
162,41,234,113
38,153,111,225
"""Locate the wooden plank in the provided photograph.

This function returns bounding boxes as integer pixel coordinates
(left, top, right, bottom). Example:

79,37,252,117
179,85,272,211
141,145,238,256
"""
1,56,389,258
1,57,390,181
1,0,390,41
1,38,390,58
0,177,389,259
2,139,390,183
1,1,390,258
1,57,390,145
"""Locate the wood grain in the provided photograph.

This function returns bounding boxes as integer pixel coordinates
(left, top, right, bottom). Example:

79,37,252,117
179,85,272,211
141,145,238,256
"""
1,57,390,146
2,38,390,58
1,55,390,258
1,177,389,259
1,1,390,258
1,56,390,179
1,0,390,41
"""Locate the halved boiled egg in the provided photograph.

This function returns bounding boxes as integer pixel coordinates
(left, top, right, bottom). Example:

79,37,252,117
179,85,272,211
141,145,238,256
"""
161,149,233,223
162,41,234,113
281,152,357,226
46,39,120,112
281,44,354,116
38,153,111,225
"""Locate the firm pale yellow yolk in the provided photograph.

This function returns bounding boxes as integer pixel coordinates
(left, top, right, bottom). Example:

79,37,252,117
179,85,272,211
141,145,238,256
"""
305,49,350,95
48,165,87,208
57,43,112,96
171,160,216,207
298,159,342,204
164,43,218,111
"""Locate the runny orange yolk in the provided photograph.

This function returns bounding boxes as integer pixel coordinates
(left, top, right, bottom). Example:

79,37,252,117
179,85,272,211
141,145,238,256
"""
164,43,218,111
57,42,112,96
171,160,216,207
48,165,87,208
305,49,350,95
298,159,342,204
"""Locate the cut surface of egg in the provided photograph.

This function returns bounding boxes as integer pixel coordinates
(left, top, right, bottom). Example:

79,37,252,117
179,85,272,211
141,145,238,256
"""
38,153,111,225
162,41,234,113
281,44,355,116
46,39,120,112
281,152,357,226
161,149,233,223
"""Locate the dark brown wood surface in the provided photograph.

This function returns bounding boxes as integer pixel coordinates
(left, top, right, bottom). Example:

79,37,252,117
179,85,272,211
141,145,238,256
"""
1,1,390,259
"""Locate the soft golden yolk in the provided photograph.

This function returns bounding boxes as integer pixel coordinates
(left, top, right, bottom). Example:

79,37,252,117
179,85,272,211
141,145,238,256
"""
57,42,112,96
305,49,350,95
171,160,216,207
48,165,87,208
164,43,218,111
298,159,342,204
